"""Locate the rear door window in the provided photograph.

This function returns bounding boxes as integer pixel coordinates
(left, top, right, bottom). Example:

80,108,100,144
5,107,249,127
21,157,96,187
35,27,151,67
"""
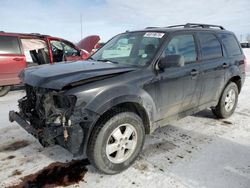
218,34,242,56
198,33,223,60
0,36,21,54
20,38,49,65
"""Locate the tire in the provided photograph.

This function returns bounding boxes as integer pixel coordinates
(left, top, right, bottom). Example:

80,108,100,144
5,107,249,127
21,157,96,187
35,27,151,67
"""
212,82,238,118
0,86,11,97
87,109,145,174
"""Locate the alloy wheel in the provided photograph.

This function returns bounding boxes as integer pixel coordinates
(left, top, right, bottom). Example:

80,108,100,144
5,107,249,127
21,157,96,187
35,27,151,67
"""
224,88,236,112
106,123,137,164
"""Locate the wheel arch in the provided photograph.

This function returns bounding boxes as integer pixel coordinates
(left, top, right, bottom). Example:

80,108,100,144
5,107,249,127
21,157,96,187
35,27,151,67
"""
226,65,243,93
228,75,242,93
106,101,151,134
214,75,241,108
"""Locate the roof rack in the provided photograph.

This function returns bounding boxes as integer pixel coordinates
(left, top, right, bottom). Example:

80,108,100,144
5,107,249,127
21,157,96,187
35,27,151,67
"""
167,23,225,30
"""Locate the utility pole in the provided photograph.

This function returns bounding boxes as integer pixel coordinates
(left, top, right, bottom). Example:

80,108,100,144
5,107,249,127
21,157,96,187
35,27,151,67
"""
80,13,83,40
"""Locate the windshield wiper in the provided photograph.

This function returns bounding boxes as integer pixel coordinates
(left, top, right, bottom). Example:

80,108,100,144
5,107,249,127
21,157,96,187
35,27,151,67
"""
88,57,118,64
95,59,119,64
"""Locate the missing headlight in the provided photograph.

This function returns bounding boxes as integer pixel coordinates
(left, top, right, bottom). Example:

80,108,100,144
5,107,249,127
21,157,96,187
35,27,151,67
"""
53,95,77,109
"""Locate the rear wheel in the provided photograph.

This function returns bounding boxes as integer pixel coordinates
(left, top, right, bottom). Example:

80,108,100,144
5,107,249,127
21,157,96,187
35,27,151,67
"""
0,86,11,97
87,109,145,174
212,82,238,118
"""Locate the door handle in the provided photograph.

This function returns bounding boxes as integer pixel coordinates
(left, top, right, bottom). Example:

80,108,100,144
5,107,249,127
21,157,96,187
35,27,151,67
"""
222,63,229,68
13,58,23,61
190,69,199,76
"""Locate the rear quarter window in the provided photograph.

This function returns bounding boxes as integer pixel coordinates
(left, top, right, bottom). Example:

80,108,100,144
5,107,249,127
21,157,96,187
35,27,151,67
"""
0,36,22,54
218,33,242,56
198,33,223,60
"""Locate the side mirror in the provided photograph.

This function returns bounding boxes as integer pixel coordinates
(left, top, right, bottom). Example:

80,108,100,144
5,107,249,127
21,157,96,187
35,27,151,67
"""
158,55,185,70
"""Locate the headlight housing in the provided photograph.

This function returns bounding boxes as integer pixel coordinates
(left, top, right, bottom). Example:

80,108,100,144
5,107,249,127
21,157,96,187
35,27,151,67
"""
53,95,77,109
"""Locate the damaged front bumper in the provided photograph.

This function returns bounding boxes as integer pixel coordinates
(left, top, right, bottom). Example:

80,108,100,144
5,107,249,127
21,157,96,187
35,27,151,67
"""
9,110,84,156
9,85,98,156
9,111,38,136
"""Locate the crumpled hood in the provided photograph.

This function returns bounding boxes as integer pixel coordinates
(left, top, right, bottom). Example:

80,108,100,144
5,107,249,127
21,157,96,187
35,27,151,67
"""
22,60,137,90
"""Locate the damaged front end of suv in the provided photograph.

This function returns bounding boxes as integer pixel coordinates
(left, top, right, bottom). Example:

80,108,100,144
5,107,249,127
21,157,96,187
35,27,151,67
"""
10,85,85,155
9,59,137,157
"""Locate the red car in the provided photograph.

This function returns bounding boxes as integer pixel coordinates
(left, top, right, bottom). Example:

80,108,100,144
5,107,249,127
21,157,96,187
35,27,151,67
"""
0,32,90,96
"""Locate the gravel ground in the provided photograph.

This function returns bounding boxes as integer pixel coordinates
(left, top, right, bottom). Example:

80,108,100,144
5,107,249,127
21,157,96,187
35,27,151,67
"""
0,49,249,188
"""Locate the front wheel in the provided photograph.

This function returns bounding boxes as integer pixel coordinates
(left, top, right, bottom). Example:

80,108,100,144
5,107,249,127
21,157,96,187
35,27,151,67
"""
87,110,145,174
212,82,238,118
0,86,11,97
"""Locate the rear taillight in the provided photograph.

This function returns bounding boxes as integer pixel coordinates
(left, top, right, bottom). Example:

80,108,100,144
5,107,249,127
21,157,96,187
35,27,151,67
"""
244,57,247,72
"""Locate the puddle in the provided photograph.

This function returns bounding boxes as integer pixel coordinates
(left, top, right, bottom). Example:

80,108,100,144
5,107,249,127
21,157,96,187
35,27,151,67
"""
0,140,30,152
8,159,90,188
142,140,176,156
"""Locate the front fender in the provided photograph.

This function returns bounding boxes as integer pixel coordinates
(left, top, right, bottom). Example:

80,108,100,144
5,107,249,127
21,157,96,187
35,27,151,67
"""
85,84,157,125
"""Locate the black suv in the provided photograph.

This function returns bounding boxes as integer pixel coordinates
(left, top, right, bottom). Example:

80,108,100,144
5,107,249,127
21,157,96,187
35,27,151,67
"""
9,23,246,174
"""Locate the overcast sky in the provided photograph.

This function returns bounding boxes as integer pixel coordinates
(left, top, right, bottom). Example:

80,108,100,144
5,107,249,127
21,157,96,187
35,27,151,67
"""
0,0,249,42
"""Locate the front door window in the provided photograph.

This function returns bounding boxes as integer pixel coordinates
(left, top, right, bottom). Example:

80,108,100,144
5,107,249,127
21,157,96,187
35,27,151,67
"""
162,34,197,64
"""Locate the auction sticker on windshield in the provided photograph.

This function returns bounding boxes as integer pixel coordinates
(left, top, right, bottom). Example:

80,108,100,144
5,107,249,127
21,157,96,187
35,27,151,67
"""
144,32,165,38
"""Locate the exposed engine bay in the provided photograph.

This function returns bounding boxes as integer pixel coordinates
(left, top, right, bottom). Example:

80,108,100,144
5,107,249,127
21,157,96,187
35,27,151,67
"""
16,85,84,155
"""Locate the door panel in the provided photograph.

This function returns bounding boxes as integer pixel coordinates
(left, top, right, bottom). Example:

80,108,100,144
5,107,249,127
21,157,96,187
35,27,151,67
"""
65,56,82,61
197,33,226,105
156,33,202,118
0,54,26,85
157,63,201,118
199,58,226,105
0,36,26,86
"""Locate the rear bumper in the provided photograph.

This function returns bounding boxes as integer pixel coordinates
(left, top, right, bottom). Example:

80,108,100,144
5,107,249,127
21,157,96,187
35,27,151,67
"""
9,110,85,156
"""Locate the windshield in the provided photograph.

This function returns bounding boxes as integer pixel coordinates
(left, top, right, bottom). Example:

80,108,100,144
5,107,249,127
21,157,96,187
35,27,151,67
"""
91,31,165,67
